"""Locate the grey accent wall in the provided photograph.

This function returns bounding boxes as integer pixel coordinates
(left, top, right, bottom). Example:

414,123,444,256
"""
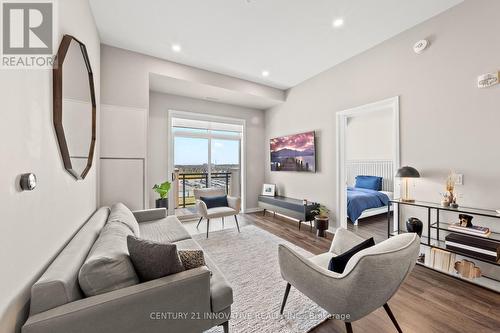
149,92,265,210
265,0,500,226
0,0,101,332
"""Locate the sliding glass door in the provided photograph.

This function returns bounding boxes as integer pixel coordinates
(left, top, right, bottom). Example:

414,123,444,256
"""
211,138,240,193
171,118,242,218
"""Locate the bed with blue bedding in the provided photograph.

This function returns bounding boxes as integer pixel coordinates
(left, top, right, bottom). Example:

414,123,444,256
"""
347,175,391,223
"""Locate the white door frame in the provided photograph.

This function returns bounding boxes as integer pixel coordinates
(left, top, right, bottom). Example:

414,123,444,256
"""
167,110,247,217
336,96,401,231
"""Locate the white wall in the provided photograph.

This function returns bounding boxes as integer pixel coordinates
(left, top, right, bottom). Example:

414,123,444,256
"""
0,0,100,332
346,109,393,161
265,0,500,227
100,104,147,210
149,92,265,210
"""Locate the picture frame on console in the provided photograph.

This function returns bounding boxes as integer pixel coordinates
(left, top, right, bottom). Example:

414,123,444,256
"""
262,184,276,197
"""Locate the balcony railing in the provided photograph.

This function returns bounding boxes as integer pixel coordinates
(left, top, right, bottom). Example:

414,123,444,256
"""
176,172,231,208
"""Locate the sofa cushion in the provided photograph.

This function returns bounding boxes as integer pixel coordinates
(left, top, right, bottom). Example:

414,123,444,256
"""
29,207,110,315
139,215,191,243
127,235,185,282
78,221,139,297
175,238,233,312
108,202,140,236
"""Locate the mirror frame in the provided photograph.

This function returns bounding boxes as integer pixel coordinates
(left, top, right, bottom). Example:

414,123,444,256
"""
53,34,96,180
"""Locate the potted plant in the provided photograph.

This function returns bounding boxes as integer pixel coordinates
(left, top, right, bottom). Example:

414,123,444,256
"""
311,204,330,237
152,181,171,209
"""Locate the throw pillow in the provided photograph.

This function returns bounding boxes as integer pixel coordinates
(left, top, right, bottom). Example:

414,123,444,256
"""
328,237,375,274
179,250,206,270
355,176,382,191
127,236,185,282
200,195,228,209
108,202,140,236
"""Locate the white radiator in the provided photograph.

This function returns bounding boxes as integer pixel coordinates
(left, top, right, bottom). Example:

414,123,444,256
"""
346,160,394,192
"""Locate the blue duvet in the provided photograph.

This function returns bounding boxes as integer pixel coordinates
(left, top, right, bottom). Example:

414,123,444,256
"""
347,187,389,222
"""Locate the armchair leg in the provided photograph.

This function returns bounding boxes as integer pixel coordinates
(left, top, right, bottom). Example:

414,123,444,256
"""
222,320,229,333
345,322,353,333
222,216,225,229
280,283,291,314
196,217,203,229
383,303,403,333
206,219,210,238
234,215,240,233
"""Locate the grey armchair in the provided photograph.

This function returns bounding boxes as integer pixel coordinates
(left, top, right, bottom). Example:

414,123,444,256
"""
194,188,241,238
278,228,420,332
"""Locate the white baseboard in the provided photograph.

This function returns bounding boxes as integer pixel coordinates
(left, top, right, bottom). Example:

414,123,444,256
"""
244,207,264,214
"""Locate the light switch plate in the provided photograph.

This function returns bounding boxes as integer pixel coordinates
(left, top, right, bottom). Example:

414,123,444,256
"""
455,174,464,185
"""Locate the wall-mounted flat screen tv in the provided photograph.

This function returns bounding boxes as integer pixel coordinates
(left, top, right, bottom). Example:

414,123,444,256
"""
270,131,316,172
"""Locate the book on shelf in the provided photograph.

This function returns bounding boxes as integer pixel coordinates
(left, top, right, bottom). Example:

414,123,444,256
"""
448,223,491,237
428,248,456,273
445,233,500,262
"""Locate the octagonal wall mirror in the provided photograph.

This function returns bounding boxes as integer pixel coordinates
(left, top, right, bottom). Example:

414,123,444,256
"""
53,35,96,180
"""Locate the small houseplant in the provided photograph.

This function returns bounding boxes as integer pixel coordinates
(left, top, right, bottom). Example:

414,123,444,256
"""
153,181,171,209
311,204,330,237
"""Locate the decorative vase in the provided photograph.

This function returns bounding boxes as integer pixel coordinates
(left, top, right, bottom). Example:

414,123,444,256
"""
441,199,450,207
155,198,168,209
314,216,329,238
406,217,423,237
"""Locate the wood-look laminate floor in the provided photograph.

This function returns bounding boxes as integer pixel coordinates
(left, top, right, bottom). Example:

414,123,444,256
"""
182,212,500,333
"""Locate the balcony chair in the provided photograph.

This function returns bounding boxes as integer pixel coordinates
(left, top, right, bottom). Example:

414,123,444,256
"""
194,188,241,238
278,228,420,332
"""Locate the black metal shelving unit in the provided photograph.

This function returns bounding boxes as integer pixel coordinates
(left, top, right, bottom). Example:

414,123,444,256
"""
388,199,500,292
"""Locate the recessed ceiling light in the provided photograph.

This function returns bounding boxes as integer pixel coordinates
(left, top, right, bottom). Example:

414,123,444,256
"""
171,44,181,52
332,18,344,28
262,70,270,77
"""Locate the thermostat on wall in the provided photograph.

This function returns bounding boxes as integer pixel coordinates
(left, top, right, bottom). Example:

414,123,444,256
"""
477,72,499,88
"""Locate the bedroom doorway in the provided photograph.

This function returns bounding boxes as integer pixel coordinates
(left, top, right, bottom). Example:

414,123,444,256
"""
336,96,400,240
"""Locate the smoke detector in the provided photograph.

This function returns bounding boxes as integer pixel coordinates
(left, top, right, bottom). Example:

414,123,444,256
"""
413,39,429,54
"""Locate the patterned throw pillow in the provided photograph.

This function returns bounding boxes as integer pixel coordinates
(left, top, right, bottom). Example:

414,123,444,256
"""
179,250,206,270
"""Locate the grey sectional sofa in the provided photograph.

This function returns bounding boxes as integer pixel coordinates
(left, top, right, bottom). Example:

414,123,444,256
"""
22,206,233,333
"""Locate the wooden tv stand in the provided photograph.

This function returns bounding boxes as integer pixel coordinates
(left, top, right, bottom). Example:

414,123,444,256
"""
258,195,318,230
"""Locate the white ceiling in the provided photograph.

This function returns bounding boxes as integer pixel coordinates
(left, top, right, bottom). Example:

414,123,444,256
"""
90,0,463,90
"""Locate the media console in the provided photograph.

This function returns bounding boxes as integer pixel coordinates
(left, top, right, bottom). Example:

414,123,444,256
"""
258,195,318,230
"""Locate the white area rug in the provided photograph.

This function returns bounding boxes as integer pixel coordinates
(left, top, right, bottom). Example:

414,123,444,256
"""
194,225,329,333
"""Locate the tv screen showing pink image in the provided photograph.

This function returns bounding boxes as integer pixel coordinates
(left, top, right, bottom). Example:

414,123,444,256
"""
270,131,316,172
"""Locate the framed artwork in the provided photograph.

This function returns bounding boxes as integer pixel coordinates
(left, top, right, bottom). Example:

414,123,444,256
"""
270,131,316,172
262,184,276,196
